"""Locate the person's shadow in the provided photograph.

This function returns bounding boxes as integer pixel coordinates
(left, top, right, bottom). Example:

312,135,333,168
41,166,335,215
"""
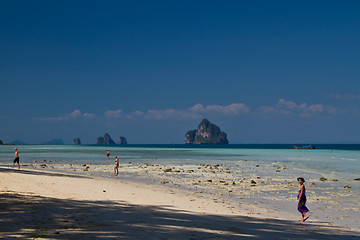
0,191,359,239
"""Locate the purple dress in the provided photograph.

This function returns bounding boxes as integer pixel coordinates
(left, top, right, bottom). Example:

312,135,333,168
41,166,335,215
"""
297,189,309,213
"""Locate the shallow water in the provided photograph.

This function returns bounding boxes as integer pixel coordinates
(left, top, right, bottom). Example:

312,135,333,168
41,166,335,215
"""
1,144,359,180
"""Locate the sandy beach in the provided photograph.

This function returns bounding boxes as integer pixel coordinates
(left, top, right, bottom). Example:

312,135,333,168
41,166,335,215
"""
17,155,360,231
1,166,359,239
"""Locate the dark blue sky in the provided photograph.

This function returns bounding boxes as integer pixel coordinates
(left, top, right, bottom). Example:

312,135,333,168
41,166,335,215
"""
1,1,360,144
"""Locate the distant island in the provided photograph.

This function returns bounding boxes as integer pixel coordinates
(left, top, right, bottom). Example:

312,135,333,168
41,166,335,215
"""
97,133,115,145
118,136,127,145
73,138,81,145
185,119,229,144
96,133,127,145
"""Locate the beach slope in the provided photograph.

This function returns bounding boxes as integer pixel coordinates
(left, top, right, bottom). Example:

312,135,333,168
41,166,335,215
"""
0,167,359,239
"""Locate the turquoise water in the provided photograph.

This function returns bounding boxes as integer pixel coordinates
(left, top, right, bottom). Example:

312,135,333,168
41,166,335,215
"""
0,144,359,180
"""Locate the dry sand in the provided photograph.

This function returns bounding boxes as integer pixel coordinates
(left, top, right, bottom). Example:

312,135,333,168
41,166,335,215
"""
1,166,359,239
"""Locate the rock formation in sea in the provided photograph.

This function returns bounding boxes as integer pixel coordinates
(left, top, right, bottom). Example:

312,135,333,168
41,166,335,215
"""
96,133,116,145
184,119,229,144
184,130,196,144
0,139,3,145
73,138,81,145
118,136,127,145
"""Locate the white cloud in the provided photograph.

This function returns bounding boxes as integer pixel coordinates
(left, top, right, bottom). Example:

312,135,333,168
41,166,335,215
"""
105,109,123,119
69,109,82,118
125,110,145,119
307,104,324,112
105,103,250,120
144,108,201,120
329,93,360,100
34,109,96,122
34,103,249,122
259,99,337,117
190,103,205,112
83,113,96,118
143,103,250,120
200,103,250,114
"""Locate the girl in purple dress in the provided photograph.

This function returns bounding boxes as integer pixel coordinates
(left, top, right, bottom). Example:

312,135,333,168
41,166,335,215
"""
297,177,309,222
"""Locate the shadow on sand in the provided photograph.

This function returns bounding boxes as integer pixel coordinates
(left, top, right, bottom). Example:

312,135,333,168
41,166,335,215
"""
0,192,359,240
0,166,90,179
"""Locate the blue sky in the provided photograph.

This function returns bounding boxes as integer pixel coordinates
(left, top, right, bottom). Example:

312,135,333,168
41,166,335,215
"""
1,1,360,144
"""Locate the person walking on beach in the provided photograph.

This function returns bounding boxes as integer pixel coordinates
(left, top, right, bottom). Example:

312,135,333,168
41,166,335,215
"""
114,156,119,176
106,150,110,159
13,148,20,169
297,177,309,222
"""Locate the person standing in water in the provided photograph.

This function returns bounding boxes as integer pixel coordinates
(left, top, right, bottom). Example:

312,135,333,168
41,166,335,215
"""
114,156,119,176
297,177,309,222
106,150,110,159
13,148,20,169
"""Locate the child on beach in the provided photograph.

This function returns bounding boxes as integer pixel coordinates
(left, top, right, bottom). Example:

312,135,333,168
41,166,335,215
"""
13,148,20,169
114,156,119,176
297,177,309,222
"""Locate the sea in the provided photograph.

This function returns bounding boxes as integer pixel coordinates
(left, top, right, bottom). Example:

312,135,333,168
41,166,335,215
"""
0,144,360,180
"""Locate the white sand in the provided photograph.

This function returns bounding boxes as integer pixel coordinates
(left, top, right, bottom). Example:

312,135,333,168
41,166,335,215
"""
1,166,359,239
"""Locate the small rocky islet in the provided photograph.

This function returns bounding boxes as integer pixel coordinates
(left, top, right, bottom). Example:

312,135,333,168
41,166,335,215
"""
96,133,128,145
185,118,229,144
73,134,127,145
73,138,81,145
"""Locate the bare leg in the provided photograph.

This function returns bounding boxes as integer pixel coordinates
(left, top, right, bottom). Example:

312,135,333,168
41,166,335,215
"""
301,213,309,222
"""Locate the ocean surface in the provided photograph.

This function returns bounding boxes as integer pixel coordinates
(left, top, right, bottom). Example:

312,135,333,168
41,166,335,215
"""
1,144,360,180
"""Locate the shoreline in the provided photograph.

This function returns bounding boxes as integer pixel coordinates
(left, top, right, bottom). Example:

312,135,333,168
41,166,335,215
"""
9,155,360,231
1,166,359,239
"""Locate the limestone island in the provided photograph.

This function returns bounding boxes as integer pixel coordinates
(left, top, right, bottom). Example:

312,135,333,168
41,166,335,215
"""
73,138,81,145
97,133,116,145
184,119,229,144
118,136,127,145
96,133,128,145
